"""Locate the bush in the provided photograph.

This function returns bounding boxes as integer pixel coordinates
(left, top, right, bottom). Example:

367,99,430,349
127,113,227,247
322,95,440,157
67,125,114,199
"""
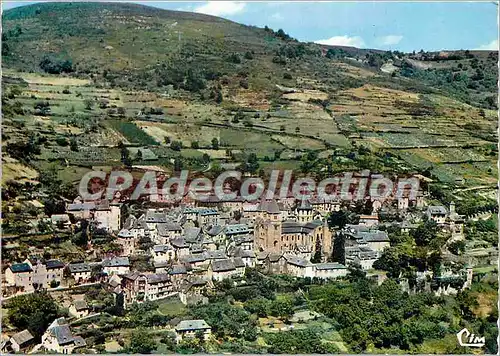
239,79,249,89
39,56,73,74
56,137,69,146
227,53,241,64
170,141,182,151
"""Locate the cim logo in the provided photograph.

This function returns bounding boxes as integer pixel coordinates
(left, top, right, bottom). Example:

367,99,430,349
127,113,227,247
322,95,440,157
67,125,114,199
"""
456,328,485,348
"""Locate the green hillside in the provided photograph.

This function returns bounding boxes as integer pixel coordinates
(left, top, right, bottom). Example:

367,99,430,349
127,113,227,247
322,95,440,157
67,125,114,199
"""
1,2,497,211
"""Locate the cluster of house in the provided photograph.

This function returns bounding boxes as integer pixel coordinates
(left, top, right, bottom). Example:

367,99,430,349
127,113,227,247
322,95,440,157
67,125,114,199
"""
426,202,465,240
4,191,433,300
5,190,470,305
3,256,132,294
1,316,213,354
3,180,482,354
1,318,86,354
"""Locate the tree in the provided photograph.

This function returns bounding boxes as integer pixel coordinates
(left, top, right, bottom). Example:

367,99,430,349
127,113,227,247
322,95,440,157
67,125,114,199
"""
242,153,259,174
211,138,219,150
232,110,244,124
136,149,143,161
411,219,438,246
191,141,200,149
295,126,300,134
39,56,73,74
170,140,182,151
8,292,59,340
189,302,256,339
244,51,254,60
269,298,293,320
332,231,346,264
243,298,269,317
128,329,157,354
119,142,131,166
69,138,78,152
328,210,354,229
84,98,94,110
174,157,183,171
117,107,126,117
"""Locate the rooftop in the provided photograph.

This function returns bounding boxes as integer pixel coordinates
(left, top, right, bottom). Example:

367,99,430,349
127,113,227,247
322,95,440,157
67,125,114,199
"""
10,330,34,346
175,319,211,332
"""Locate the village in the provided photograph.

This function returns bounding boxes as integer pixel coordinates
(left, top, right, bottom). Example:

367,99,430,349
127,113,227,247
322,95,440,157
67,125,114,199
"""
3,175,493,354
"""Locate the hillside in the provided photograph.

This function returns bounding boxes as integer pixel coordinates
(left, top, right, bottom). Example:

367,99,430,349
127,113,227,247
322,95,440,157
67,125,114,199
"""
1,2,498,217
2,3,497,106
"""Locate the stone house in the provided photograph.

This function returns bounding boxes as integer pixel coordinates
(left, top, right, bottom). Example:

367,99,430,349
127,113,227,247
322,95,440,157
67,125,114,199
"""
69,300,90,319
102,256,130,276
5,263,33,293
174,319,211,343
67,262,91,284
9,330,35,353
41,318,86,354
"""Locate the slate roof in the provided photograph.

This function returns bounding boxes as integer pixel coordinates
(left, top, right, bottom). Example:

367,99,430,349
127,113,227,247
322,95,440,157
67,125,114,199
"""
232,257,245,268
184,227,201,242
257,252,269,260
427,206,448,215
117,229,134,238
225,224,249,235
206,225,224,236
73,336,86,348
315,263,347,270
281,220,323,234
68,262,90,273
73,300,89,311
171,238,188,249
234,248,255,259
45,260,65,270
10,263,32,273
284,255,312,267
67,202,96,211
211,259,236,272
182,254,206,264
158,223,182,236
169,264,188,275
154,261,170,270
145,211,168,223
199,208,219,216
257,200,280,214
190,245,204,254
235,234,254,244
153,245,173,253
205,250,227,260
175,319,211,332
342,224,389,243
48,319,75,346
102,257,130,267
146,273,170,284
10,330,34,346
267,253,283,263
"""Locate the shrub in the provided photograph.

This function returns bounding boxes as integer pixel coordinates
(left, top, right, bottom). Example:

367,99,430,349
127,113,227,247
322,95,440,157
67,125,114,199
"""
39,56,73,74
227,53,241,64
170,141,182,151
